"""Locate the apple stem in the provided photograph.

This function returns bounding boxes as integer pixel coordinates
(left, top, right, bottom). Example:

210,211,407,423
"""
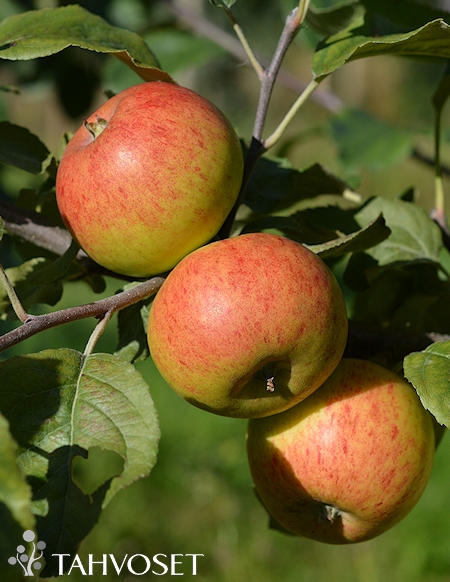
221,5,264,81
84,116,108,139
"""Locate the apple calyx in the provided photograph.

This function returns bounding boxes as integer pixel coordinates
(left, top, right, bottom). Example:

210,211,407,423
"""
255,362,277,392
84,116,108,139
321,504,343,524
266,376,275,392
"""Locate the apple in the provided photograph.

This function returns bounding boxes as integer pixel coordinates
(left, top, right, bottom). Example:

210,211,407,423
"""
55,81,244,277
147,232,348,418
246,358,435,544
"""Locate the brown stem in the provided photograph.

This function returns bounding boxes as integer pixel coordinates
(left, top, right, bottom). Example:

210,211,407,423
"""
0,276,165,354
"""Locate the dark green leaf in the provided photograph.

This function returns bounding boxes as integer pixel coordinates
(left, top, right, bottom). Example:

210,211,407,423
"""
0,349,160,576
350,261,450,333
243,203,390,258
343,251,378,291
354,197,442,264
306,213,391,258
0,121,51,174
241,212,339,244
404,340,450,428
243,158,351,214
331,109,414,170
0,5,173,83
350,263,411,325
313,19,450,80
360,0,450,32
307,0,364,36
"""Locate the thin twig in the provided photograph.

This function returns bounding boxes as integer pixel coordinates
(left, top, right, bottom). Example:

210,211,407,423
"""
264,78,320,149
434,100,446,219
0,262,29,322
221,5,264,80
0,276,165,354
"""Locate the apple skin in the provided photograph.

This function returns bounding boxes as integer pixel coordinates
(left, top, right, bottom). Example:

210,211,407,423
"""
55,81,244,277
147,233,348,418
246,358,435,544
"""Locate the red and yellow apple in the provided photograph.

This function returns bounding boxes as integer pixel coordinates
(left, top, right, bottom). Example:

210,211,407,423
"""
147,233,348,418
246,358,435,543
56,81,244,277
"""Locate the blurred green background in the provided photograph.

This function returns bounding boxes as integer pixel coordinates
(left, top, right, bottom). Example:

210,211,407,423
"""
1,0,450,580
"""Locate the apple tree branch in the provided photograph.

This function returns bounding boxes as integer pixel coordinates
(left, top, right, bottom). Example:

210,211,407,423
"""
0,276,164,354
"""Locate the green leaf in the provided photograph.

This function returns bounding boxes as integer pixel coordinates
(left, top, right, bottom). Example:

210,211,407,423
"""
242,212,338,243
349,260,450,333
313,19,450,80
360,0,450,32
243,203,390,258
404,340,450,428
243,158,351,214
0,414,34,530
0,5,173,83
0,121,51,174
307,0,364,36
331,109,414,170
354,197,443,265
209,0,237,8
0,349,160,576
306,213,391,258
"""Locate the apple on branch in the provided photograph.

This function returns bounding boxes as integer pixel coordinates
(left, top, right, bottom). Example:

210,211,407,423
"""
246,358,435,543
147,232,348,418
56,81,244,277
